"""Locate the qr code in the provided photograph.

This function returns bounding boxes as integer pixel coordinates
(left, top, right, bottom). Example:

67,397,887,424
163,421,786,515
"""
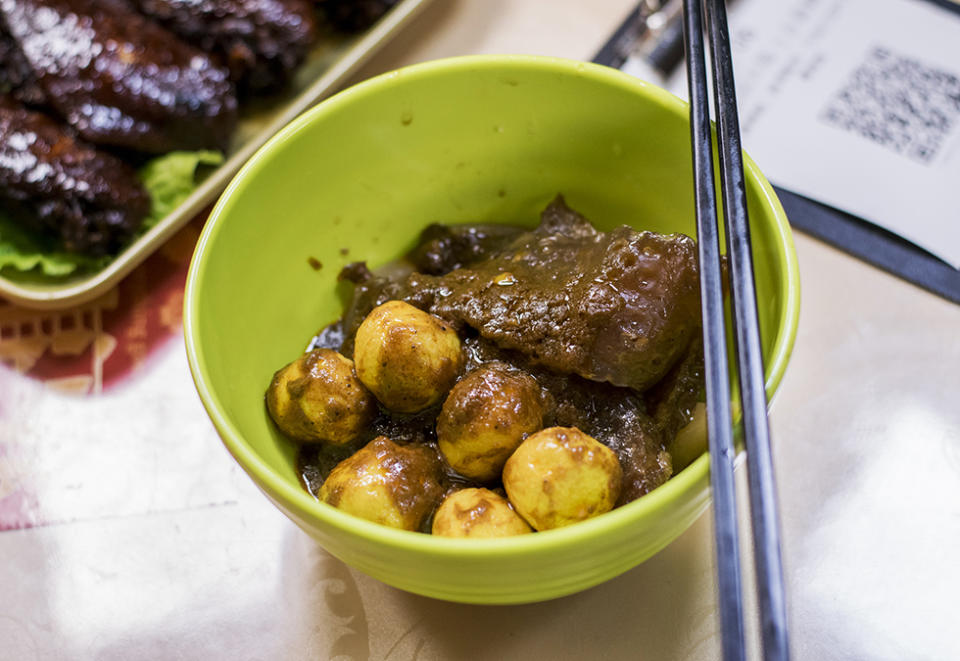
819,47,960,163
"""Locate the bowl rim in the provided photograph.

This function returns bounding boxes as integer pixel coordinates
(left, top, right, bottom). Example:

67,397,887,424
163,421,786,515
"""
184,54,801,558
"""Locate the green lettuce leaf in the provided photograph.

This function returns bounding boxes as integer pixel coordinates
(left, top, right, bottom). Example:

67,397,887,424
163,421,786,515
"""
137,150,224,230
0,149,224,278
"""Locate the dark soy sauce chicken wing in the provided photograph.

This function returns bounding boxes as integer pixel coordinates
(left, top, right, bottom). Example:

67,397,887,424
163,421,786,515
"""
0,24,45,106
131,0,317,95
0,0,238,154
317,0,399,32
0,99,150,256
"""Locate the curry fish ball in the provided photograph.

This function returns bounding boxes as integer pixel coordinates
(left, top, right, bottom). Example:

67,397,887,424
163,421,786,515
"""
503,427,622,531
318,436,444,531
432,488,533,538
437,363,545,482
266,349,376,444
353,300,463,413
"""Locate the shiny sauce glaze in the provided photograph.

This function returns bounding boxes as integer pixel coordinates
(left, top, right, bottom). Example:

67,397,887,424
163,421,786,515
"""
129,0,317,95
0,0,238,154
0,98,149,254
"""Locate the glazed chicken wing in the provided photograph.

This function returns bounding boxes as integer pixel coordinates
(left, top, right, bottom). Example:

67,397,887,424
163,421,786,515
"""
0,24,45,106
131,0,317,95
0,99,150,255
317,0,399,32
0,0,238,154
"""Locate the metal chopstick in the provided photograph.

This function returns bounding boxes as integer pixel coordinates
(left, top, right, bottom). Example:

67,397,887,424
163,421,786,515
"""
702,0,791,658
682,0,791,659
680,0,746,659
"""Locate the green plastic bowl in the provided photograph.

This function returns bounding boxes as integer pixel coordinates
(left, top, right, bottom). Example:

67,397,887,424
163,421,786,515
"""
184,55,800,605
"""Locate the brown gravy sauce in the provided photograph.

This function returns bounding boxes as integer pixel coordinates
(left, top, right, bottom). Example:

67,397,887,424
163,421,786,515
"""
298,197,704,516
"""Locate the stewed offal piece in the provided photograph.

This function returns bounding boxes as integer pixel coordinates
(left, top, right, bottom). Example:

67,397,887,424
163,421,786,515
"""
413,196,702,392
0,0,238,154
432,488,533,538
130,0,317,95
407,223,525,276
266,348,377,445
0,100,149,255
318,436,445,531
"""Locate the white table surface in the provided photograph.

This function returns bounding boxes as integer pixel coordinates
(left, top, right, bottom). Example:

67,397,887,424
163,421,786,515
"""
2,1,959,659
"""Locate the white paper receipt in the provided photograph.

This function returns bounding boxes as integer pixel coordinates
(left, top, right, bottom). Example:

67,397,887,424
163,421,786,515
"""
624,0,960,269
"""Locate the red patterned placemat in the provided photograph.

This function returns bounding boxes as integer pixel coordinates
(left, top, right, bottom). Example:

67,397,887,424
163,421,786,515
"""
0,216,241,531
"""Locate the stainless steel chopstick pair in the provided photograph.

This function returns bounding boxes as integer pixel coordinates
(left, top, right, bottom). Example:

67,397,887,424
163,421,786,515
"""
680,1,790,660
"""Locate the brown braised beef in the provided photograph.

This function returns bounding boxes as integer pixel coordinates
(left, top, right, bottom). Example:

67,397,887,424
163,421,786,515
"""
300,197,704,507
